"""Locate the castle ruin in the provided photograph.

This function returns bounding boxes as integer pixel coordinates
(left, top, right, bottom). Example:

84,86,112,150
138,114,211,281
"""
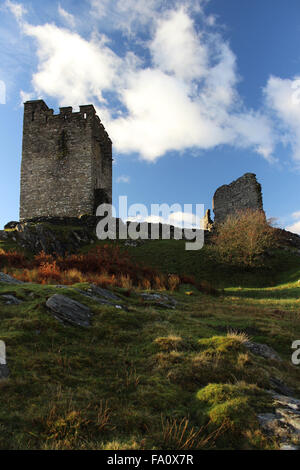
19,100,112,220
212,173,264,224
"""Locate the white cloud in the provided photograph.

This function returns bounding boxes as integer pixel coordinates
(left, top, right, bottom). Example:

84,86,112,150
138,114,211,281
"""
168,211,203,228
127,211,203,228
90,0,202,36
58,4,76,28
116,175,130,183
90,0,109,18
108,68,232,160
150,8,208,81
19,89,34,105
4,0,26,23
229,111,275,160
264,76,300,163
286,210,300,234
8,1,276,162
286,220,300,235
22,23,121,106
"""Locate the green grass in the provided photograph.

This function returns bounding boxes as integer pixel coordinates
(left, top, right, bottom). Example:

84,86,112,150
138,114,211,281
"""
0,238,300,449
82,238,300,289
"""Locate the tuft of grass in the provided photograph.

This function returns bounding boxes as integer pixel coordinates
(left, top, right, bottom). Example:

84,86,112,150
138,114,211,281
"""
159,416,220,450
227,329,251,344
154,335,184,352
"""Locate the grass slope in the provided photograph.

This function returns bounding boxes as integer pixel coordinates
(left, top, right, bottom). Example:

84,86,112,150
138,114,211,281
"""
0,237,300,449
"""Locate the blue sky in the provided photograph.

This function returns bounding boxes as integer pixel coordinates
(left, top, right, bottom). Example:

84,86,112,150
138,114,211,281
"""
1,0,300,232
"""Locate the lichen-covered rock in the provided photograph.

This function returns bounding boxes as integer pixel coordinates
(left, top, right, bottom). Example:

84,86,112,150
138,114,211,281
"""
75,285,127,310
244,341,282,361
86,285,122,302
213,173,264,224
46,294,92,327
0,294,23,305
258,392,300,448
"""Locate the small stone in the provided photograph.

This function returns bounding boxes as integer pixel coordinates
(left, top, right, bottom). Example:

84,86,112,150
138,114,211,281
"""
139,292,177,309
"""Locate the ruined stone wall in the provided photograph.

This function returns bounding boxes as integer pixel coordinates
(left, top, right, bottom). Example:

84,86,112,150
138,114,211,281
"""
212,173,264,224
20,100,112,220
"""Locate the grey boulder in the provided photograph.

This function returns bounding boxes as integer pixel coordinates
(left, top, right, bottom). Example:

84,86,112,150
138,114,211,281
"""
46,294,92,327
244,341,282,361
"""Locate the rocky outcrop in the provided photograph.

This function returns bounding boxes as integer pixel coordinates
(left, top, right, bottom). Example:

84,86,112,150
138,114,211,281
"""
0,217,99,255
0,272,24,285
276,228,300,250
75,285,127,310
0,216,208,254
46,294,93,327
212,173,264,224
258,392,300,449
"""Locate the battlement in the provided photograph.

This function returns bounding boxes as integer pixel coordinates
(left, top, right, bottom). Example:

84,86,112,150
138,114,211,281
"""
23,100,111,145
20,99,112,220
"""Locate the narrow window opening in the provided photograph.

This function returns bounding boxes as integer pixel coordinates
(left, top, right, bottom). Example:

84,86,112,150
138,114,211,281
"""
31,111,35,121
84,113,87,119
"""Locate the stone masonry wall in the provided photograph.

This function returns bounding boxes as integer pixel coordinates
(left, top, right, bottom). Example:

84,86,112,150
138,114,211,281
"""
20,100,112,220
212,173,264,224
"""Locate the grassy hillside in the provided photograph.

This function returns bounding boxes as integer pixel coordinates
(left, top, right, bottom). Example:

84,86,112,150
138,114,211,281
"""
0,236,300,450
83,238,300,288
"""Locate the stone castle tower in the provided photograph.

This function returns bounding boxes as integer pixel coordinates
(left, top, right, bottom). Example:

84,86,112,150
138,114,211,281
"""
20,99,112,220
